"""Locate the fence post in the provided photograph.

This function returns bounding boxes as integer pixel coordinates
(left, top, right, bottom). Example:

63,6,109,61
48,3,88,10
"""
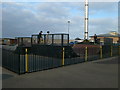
85,47,88,62
62,47,65,66
18,49,21,75
110,45,113,57
119,46,120,55
25,48,29,72
100,45,103,59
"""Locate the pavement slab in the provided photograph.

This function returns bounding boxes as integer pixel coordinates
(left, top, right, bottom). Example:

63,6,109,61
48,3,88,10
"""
2,56,119,88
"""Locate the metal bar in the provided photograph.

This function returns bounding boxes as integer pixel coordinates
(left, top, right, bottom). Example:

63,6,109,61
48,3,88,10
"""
52,34,54,45
61,34,63,46
31,37,33,45
85,47,88,62
62,47,65,66
100,46,103,59
21,38,23,46
68,34,69,45
32,34,69,36
111,45,113,57
25,48,29,72
18,49,21,74
118,45,120,55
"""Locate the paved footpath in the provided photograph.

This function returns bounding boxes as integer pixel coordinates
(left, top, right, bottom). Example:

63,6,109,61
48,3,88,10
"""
1,56,119,88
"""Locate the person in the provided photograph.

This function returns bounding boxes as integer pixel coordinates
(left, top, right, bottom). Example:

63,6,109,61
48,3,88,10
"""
94,34,97,44
46,31,50,45
38,31,43,44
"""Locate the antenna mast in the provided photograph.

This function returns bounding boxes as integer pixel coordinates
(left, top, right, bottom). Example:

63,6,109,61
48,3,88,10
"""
84,0,89,40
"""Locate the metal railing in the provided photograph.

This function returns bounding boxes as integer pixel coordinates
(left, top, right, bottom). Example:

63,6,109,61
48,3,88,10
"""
2,45,120,74
31,34,69,46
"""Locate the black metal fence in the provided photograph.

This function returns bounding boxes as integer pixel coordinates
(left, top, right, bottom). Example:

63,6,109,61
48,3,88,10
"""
2,45,120,74
16,34,69,47
31,34,69,46
2,49,25,74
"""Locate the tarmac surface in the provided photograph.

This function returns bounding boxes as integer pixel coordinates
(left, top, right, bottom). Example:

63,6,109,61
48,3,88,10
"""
2,56,119,88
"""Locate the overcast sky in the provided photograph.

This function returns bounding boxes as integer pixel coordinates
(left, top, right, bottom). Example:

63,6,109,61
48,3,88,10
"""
1,2,118,39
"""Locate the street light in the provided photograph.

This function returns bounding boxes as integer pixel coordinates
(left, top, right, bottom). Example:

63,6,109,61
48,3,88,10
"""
68,21,70,34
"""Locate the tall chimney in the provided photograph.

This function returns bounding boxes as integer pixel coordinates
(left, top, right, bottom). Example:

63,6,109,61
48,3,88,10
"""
84,0,89,40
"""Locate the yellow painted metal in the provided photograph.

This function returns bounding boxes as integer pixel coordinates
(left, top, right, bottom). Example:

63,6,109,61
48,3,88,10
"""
85,47,88,62
62,47,65,66
25,48,29,72
100,46,103,59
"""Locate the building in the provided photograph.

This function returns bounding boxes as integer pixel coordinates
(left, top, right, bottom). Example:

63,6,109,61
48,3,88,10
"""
90,31,120,44
0,38,17,45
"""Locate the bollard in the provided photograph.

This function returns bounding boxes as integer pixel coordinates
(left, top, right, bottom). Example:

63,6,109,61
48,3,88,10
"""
100,46,103,59
85,47,88,62
110,45,113,57
62,47,65,66
25,48,29,72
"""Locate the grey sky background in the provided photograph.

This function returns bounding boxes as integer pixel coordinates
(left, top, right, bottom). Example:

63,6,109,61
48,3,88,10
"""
1,2,118,39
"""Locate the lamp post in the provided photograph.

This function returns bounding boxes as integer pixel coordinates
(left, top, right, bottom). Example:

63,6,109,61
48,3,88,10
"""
68,21,70,34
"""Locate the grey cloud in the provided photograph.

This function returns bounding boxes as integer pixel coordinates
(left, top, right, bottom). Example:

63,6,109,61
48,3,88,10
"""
2,3,69,38
89,2,118,15
89,17,118,36
90,2,118,11
36,2,71,18
2,2,118,39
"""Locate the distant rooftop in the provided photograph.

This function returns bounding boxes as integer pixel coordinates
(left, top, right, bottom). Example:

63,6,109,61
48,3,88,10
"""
90,31,120,37
0,38,16,40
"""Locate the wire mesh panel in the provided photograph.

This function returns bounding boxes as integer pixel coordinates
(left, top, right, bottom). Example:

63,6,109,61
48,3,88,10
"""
18,37,31,47
40,35,45,45
54,35,62,46
18,38,23,46
45,34,53,45
32,34,44,45
32,35,38,44
63,35,69,46
31,34,69,46
23,38,31,46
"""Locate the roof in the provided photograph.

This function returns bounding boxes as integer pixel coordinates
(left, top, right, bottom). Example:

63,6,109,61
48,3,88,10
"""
90,31,120,37
15,37,31,39
0,38,16,40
